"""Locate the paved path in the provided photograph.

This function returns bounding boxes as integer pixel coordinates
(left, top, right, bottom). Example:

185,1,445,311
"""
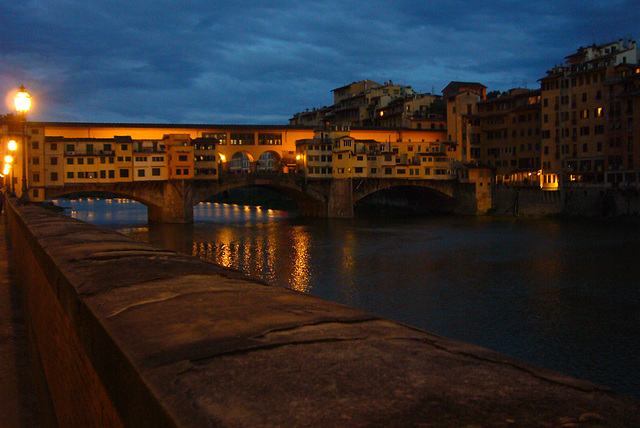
0,209,41,427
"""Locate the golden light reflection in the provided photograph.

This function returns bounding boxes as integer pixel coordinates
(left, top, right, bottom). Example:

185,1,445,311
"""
288,226,311,293
337,230,358,305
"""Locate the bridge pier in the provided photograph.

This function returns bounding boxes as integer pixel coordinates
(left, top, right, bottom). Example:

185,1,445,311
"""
327,178,354,218
147,181,194,224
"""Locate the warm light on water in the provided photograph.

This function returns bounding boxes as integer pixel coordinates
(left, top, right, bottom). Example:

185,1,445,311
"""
53,197,640,398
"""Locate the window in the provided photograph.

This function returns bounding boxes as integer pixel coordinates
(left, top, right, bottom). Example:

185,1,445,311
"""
121,144,128,151
66,144,75,152
138,169,145,177
78,172,85,179
87,158,94,165
230,133,255,145
178,155,188,161
50,172,58,181
258,133,282,145
117,157,124,162
32,157,39,165
152,168,161,176
119,169,129,178
67,172,74,179
183,168,189,175
203,132,226,145
78,158,84,165
384,168,392,175
32,173,40,183
100,170,106,179
51,143,57,151
32,141,39,150
354,167,363,173
176,169,182,175
108,170,115,178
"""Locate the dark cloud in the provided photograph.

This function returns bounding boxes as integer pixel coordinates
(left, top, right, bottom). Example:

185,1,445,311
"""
1,0,638,124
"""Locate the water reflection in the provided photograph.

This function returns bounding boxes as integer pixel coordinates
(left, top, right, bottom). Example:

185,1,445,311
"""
289,226,311,293
54,197,640,398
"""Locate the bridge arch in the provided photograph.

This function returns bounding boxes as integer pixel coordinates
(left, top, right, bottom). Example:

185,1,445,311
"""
228,151,254,173
192,174,328,217
45,184,159,209
256,150,282,172
45,181,195,223
353,179,458,214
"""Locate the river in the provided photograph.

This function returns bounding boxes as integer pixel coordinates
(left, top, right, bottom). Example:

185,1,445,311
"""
55,197,640,398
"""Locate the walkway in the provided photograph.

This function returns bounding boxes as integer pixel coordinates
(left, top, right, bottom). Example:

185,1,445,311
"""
0,208,41,427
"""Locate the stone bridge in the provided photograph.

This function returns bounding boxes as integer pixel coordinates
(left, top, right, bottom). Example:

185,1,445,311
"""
45,173,480,223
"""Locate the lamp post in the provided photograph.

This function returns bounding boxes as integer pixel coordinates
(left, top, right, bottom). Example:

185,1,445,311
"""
4,155,13,194
8,140,16,195
14,86,31,202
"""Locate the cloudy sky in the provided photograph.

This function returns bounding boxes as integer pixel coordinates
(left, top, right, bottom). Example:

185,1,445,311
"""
1,1,638,124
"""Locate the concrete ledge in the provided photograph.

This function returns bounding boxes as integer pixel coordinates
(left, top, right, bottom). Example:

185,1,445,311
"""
6,201,640,427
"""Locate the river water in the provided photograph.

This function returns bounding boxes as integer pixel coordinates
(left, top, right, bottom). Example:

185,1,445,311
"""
55,198,640,398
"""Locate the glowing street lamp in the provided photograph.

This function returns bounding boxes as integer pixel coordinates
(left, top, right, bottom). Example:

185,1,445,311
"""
14,86,31,202
7,140,16,195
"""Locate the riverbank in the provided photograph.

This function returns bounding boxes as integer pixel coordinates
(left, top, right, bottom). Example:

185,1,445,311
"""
9,200,640,426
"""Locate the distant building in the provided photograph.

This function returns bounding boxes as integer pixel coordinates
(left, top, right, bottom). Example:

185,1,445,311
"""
291,80,445,129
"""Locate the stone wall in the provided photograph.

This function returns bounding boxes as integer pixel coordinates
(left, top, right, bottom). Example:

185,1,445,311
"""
493,186,640,217
5,201,639,426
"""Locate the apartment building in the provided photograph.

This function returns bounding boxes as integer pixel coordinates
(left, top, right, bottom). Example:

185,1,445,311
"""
296,125,455,181
539,39,639,189
603,63,640,186
291,80,421,127
442,81,487,164
476,88,542,186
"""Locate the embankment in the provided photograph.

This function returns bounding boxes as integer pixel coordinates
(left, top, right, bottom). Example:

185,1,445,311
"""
6,200,639,427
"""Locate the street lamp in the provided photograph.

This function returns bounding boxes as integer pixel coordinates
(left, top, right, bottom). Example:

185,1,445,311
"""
14,86,31,202
2,155,13,193
3,161,10,187
8,140,16,195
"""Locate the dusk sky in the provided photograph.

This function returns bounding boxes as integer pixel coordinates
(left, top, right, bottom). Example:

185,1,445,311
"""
1,1,638,125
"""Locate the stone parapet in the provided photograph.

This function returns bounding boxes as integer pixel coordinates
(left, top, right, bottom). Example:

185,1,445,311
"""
5,201,640,427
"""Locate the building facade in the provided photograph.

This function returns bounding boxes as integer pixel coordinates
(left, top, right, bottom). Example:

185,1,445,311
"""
476,88,542,186
539,39,640,189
